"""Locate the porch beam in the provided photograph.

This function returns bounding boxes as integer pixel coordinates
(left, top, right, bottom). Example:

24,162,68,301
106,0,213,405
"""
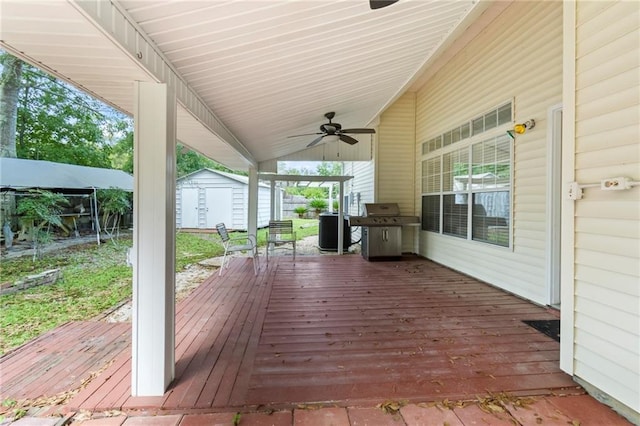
131,82,176,396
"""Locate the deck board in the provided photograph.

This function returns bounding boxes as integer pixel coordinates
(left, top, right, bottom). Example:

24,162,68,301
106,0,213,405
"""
0,255,581,414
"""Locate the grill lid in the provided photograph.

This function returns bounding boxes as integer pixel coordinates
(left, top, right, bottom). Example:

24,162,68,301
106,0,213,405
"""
349,203,420,226
363,203,400,217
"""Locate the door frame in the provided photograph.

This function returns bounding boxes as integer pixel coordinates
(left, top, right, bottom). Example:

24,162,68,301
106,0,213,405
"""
546,104,563,307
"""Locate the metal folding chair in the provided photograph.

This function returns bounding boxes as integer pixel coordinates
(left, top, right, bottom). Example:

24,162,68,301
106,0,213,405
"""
266,220,296,263
216,223,259,275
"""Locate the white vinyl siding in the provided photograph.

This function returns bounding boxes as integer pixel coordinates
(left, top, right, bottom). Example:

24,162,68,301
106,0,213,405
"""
176,169,272,230
376,92,417,253
572,0,640,414
414,1,562,304
345,160,375,242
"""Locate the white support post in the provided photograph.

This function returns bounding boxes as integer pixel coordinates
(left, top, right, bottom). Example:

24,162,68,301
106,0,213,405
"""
338,181,344,255
270,180,276,221
248,167,258,237
131,82,176,396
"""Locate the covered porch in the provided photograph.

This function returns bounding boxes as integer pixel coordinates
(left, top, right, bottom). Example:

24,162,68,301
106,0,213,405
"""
3,255,595,418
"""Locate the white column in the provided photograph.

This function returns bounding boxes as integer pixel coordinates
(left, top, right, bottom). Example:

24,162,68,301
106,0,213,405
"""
248,167,258,236
338,181,344,255
131,82,176,396
270,180,276,220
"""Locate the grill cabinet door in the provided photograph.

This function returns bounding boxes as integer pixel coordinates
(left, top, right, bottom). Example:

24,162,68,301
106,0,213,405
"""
367,226,401,257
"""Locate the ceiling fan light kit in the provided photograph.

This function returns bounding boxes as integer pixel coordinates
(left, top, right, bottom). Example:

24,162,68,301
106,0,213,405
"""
287,112,376,148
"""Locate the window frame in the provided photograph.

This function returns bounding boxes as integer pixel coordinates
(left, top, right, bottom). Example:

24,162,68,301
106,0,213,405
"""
421,125,514,250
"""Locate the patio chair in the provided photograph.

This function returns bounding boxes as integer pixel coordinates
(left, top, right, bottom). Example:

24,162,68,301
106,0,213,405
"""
216,223,259,276
266,220,296,263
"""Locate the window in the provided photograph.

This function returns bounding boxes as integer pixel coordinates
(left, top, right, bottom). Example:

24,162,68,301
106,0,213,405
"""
421,102,512,155
421,157,441,232
421,134,511,247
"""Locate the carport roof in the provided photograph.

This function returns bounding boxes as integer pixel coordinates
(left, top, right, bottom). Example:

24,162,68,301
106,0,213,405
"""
0,158,134,191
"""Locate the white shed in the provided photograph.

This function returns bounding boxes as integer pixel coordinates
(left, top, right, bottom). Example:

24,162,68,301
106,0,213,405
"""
176,169,273,230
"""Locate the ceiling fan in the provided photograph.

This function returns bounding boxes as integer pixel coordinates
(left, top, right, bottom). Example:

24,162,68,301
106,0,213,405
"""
288,112,376,148
369,0,399,10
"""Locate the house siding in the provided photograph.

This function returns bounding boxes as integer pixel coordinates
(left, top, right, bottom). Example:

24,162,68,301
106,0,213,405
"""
572,0,640,414
414,1,562,305
376,92,417,253
345,160,375,242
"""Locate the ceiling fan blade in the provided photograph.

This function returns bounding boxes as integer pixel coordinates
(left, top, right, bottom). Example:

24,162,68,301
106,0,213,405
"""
370,0,399,10
339,134,359,145
288,132,323,138
341,128,376,134
307,134,326,148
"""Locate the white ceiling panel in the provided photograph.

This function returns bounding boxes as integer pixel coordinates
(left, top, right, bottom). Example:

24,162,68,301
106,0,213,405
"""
2,0,480,169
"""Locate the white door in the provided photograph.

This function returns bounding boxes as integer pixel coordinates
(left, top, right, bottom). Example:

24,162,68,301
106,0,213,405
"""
181,188,200,228
205,188,233,228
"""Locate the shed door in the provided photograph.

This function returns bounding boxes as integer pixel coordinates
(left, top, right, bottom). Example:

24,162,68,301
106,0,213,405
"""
205,188,233,228
181,188,200,228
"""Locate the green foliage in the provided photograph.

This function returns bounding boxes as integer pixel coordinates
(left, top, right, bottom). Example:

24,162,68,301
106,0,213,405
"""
316,161,343,176
232,412,241,426
293,206,308,214
97,188,132,239
256,219,318,245
15,63,128,167
176,144,244,178
97,188,131,217
16,189,68,235
1,399,16,408
284,186,328,199
110,131,134,173
16,189,69,261
309,199,328,212
279,161,342,176
175,232,225,270
0,241,132,353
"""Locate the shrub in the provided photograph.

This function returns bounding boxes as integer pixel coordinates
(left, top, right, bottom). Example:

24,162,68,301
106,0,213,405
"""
309,199,328,213
293,206,308,218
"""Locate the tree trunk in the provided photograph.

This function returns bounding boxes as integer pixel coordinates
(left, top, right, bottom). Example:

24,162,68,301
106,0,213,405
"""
0,53,23,158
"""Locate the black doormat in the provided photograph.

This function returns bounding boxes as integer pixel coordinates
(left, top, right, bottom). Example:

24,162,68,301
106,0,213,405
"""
523,319,560,342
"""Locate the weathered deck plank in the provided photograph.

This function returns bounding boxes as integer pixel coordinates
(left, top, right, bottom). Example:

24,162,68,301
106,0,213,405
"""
1,254,579,415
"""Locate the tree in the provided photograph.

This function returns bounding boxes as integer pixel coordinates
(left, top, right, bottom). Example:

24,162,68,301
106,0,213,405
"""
316,161,343,176
16,189,69,260
176,144,243,177
0,52,22,158
97,188,131,241
111,131,134,173
15,64,120,167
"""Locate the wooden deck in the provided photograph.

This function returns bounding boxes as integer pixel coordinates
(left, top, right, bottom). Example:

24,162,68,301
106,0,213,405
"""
1,254,581,415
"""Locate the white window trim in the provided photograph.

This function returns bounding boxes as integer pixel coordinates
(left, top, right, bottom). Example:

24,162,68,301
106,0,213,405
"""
420,125,514,250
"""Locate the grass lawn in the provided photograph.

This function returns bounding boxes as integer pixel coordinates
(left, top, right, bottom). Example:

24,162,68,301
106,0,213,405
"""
0,219,318,355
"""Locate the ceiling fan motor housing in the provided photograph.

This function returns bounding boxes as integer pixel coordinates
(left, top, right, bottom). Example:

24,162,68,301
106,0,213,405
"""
321,123,341,133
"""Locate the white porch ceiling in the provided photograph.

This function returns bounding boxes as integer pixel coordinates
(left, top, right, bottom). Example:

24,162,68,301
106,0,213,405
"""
1,0,480,171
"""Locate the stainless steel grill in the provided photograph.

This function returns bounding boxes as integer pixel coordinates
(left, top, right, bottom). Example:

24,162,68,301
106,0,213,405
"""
348,203,419,260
